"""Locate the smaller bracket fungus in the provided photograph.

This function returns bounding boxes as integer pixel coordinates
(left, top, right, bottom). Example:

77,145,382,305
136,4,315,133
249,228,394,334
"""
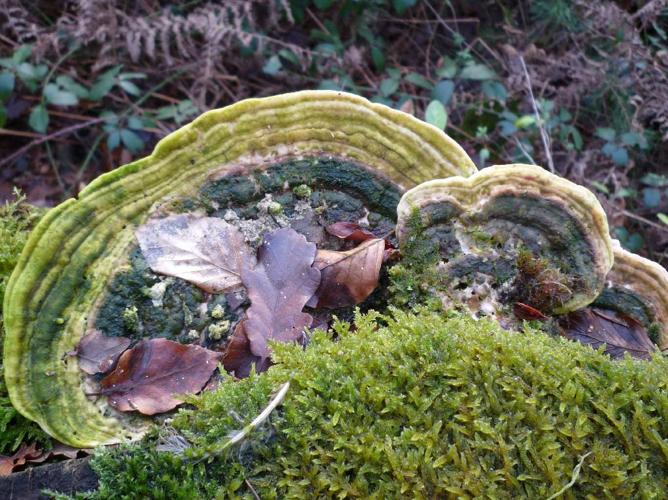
591,243,668,350
396,164,614,319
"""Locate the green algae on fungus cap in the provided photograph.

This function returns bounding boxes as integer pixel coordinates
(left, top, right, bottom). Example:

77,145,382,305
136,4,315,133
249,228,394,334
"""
593,242,668,350
396,164,614,316
2,90,477,448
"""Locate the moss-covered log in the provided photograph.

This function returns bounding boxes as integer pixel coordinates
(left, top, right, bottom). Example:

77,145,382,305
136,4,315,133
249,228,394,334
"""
3,91,476,447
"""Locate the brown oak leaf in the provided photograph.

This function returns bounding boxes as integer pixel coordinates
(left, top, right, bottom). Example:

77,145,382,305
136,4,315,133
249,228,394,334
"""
136,214,254,293
99,338,222,415
558,307,658,360
73,330,131,375
306,238,385,309
240,228,321,362
0,443,42,476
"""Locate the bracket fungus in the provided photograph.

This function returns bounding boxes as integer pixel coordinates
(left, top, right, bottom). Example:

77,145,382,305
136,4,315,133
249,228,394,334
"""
591,243,668,351
2,90,476,447
396,164,615,319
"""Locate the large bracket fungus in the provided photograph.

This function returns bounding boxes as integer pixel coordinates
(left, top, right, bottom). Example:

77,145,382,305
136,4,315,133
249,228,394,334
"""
396,164,615,319
2,91,476,447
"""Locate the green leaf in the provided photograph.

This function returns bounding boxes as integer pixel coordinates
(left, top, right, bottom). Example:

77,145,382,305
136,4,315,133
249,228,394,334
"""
318,79,340,91
481,81,507,103
0,72,15,101
431,80,454,106
424,100,448,130
278,49,300,67
514,115,536,129
127,116,144,130
89,66,122,101
119,80,141,96
624,233,644,252
313,0,333,9
404,72,433,90
459,63,496,80
640,173,668,187
642,188,661,208
657,213,668,225
590,181,610,194
0,102,6,128
379,77,399,97
371,46,385,71
119,72,147,81
28,104,48,134
595,127,616,142
55,75,89,99
120,128,144,153
262,55,282,76
43,83,78,106
12,45,32,64
107,130,121,151
393,0,417,15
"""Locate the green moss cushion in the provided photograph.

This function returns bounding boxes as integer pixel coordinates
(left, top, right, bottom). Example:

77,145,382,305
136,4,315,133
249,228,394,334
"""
89,309,668,498
3,91,476,447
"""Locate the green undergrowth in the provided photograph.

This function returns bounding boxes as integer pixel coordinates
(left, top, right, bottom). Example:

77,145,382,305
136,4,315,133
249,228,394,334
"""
0,194,51,453
87,308,668,499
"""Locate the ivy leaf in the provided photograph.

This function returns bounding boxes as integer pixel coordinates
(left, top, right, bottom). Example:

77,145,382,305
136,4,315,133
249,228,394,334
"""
306,238,385,309
72,330,131,375
559,308,657,360
136,215,255,294
241,228,321,361
99,338,222,415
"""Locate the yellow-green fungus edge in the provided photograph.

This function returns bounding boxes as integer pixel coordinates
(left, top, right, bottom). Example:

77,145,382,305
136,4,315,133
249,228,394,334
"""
3,90,477,448
396,164,615,314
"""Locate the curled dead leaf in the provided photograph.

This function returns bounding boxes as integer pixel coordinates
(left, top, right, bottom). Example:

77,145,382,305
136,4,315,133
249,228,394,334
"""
136,214,254,294
307,238,385,309
99,338,222,415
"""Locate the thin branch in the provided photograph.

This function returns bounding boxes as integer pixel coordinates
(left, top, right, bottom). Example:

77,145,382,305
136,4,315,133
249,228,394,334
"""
546,452,592,500
621,210,668,234
519,56,555,173
0,118,103,168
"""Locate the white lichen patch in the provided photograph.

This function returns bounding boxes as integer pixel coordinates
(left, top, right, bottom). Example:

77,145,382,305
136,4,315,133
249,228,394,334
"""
147,279,172,308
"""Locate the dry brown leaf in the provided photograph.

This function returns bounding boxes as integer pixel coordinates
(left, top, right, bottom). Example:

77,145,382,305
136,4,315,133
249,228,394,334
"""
73,330,131,375
136,214,254,293
99,338,222,415
326,221,378,243
241,228,321,362
222,321,267,378
307,238,385,309
559,307,658,360
0,443,42,476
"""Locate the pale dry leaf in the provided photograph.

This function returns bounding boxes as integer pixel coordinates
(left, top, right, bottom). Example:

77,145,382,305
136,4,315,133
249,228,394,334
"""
136,214,254,293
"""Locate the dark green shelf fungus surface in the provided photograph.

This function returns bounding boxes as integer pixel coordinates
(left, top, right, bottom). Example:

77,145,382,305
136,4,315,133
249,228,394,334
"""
3,90,476,447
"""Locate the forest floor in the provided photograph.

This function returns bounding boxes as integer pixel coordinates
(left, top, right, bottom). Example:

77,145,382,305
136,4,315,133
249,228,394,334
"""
1,1,667,262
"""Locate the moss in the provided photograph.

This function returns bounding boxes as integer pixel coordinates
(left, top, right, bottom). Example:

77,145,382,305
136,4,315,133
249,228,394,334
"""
88,308,668,498
0,193,51,453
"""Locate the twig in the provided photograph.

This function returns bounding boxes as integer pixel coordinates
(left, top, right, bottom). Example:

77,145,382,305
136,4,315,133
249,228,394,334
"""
546,452,591,500
245,479,261,500
518,56,555,173
630,0,667,21
0,118,103,168
514,137,536,165
0,128,43,139
621,209,668,234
